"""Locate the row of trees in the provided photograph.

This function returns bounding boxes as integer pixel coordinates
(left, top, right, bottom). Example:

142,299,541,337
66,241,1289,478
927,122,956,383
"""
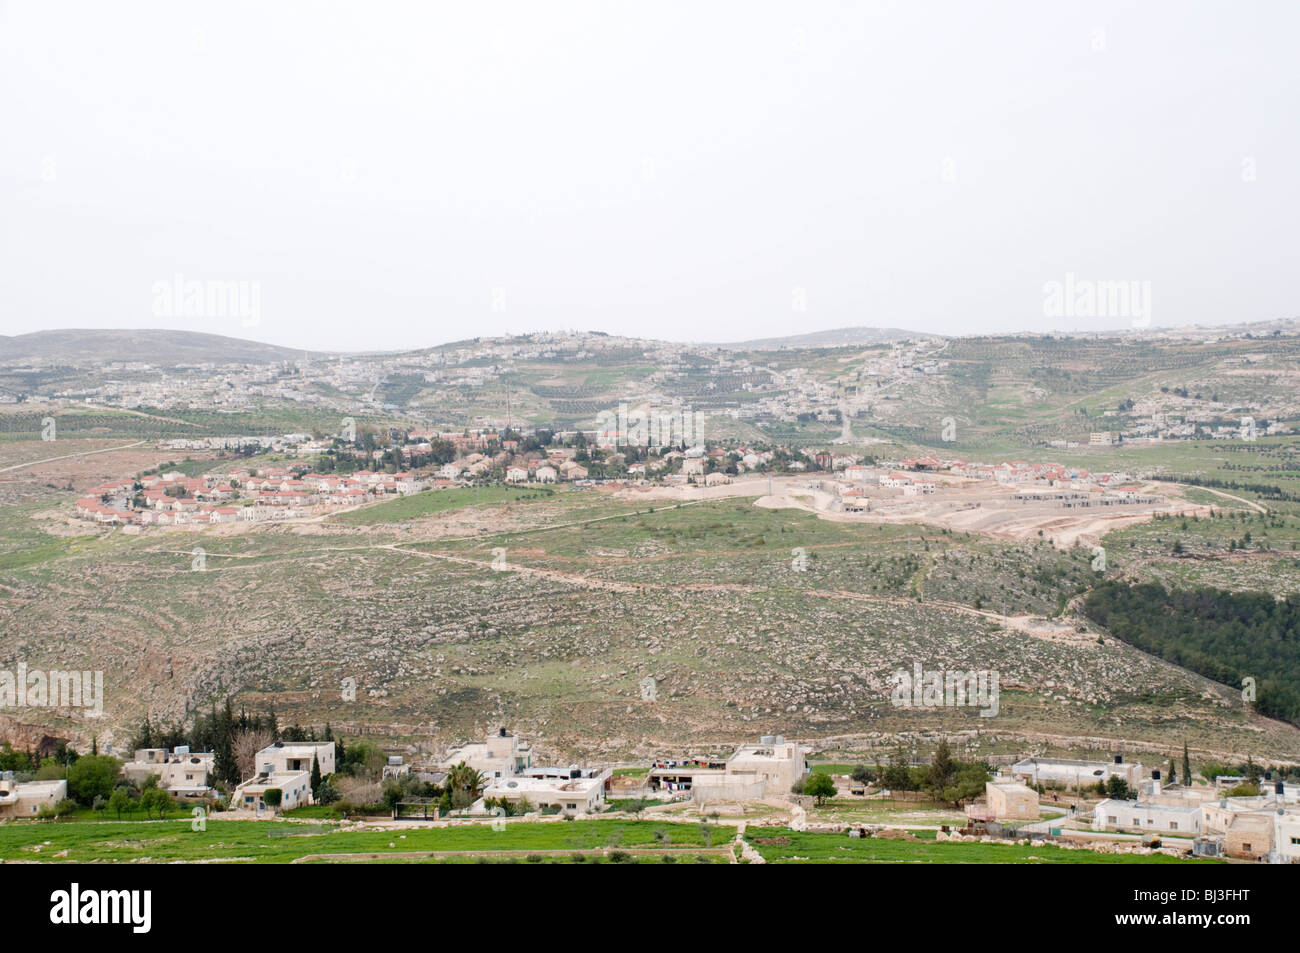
796,741,992,807
1150,474,1300,504
1082,580,1300,725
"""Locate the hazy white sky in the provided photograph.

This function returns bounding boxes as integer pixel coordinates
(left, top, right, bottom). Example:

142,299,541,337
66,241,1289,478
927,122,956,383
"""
2,1,1296,351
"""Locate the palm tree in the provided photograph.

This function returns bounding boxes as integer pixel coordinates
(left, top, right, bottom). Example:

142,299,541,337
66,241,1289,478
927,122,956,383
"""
445,762,487,799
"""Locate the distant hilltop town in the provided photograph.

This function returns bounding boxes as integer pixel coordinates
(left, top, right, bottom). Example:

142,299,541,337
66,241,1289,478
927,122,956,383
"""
5,326,1298,454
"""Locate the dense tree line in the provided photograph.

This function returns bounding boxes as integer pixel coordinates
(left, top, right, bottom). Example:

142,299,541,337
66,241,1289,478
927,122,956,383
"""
1082,580,1300,726
1149,474,1300,503
807,741,990,807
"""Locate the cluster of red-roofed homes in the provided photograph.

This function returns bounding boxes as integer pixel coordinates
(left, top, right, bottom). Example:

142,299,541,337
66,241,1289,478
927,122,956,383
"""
441,446,615,484
74,466,428,526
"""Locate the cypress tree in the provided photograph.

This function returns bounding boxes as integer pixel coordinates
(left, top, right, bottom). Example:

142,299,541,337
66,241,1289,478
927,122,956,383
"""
213,697,240,786
134,716,154,750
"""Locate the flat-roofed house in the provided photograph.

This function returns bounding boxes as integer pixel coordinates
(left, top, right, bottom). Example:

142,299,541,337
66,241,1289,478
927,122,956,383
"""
1273,812,1300,863
1202,797,1280,859
163,756,216,799
984,780,1040,821
663,734,810,802
1012,756,1143,788
1226,811,1275,859
122,747,216,799
231,766,313,814
484,767,611,816
648,760,727,794
257,740,335,777
0,776,67,817
1093,799,1202,835
724,736,808,794
440,728,531,781
1202,796,1267,834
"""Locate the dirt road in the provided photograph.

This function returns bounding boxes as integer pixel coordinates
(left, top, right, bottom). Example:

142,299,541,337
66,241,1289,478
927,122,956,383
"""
0,440,146,473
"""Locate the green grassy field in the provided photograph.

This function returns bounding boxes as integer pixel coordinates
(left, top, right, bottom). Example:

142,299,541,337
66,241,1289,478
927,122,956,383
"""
0,816,1213,864
0,817,734,863
329,484,557,523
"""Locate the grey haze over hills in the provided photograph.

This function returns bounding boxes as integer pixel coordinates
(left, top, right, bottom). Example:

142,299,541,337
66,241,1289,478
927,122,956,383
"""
0,329,327,365
712,327,932,350
3,326,934,365
4,318,1297,367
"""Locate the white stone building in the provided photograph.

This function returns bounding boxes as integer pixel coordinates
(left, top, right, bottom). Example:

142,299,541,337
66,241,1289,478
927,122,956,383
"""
0,776,67,818
1093,799,1202,835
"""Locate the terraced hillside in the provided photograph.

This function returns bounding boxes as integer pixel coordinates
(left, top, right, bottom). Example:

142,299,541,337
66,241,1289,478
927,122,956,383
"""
3,475,1297,765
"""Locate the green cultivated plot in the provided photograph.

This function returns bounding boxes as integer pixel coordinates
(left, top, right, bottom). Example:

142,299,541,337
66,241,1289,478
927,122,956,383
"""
330,485,557,523
0,818,734,864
